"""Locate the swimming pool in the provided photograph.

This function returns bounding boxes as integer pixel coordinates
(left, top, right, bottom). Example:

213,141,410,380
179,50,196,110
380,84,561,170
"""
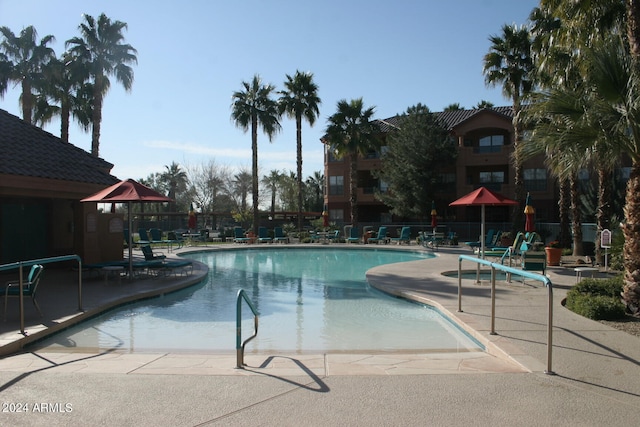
32,248,483,354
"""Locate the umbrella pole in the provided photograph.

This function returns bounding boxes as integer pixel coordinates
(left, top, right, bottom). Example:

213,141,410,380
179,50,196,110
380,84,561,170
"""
477,205,485,284
128,201,133,279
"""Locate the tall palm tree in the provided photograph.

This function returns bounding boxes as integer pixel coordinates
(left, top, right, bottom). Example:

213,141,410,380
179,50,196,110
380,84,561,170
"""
278,70,321,232
160,162,188,211
262,169,284,219
306,170,325,212
324,98,379,227
66,13,137,157
231,74,281,234
33,52,92,142
483,24,534,230
0,25,55,124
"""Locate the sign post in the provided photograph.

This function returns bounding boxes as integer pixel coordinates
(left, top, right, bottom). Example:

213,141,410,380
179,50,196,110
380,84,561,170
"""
601,229,612,271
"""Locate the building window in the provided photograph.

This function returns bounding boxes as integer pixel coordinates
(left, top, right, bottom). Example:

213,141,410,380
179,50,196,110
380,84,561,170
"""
479,171,504,191
524,168,547,191
477,135,504,153
329,175,344,195
379,180,389,193
329,209,344,221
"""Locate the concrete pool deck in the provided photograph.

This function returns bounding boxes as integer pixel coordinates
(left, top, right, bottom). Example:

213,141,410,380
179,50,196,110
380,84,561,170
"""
0,243,638,425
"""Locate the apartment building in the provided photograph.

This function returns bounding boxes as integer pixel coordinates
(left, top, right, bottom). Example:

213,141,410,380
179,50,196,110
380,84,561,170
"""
322,106,557,227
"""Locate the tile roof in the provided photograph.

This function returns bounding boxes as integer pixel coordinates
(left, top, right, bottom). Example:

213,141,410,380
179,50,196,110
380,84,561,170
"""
376,106,514,132
0,108,119,186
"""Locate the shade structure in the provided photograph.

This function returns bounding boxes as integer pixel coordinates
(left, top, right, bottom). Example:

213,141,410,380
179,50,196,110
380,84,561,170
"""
81,179,173,277
524,192,535,233
430,201,438,230
449,187,518,259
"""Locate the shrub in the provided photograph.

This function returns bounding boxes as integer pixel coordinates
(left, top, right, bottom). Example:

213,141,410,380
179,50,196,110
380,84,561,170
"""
565,276,626,320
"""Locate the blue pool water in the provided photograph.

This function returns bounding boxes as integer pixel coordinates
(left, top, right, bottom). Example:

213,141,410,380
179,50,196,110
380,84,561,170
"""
32,248,483,354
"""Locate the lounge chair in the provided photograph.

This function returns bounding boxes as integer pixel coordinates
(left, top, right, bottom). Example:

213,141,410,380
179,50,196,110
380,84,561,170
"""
2,264,44,320
327,230,341,243
137,228,151,245
273,227,289,243
390,226,411,245
258,227,272,243
233,227,250,243
368,226,388,244
346,227,360,244
421,231,445,250
148,228,165,245
141,245,166,261
465,229,499,250
484,232,526,262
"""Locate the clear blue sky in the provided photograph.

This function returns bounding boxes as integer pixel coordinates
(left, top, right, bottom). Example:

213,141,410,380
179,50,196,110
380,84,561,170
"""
0,0,539,182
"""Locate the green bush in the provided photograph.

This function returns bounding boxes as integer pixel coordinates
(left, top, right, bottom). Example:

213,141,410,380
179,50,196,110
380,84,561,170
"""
565,276,626,320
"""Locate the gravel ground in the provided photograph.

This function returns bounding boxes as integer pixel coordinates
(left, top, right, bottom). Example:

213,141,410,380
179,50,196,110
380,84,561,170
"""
600,316,640,338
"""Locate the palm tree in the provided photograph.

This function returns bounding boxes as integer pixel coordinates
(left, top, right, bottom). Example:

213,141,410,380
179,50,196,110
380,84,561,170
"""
305,170,325,212
231,74,281,234
160,162,188,211
0,25,55,124
483,24,534,230
278,70,321,232
324,98,379,227
66,13,137,157
33,52,92,142
262,169,284,219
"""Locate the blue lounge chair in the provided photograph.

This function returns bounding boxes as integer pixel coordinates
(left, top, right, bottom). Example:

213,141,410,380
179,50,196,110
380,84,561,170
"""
346,227,360,244
2,264,44,320
273,227,289,243
327,230,341,242
368,226,388,244
141,245,166,261
258,227,272,243
137,228,151,245
465,229,499,250
233,227,250,243
148,228,165,245
390,227,411,245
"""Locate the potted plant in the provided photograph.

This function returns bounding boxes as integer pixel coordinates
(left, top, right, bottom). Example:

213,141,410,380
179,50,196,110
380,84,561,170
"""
545,240,562,266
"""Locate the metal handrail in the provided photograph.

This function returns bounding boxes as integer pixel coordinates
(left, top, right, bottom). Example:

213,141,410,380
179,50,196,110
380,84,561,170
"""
457,254,555,375
0,255,83,334
236,289,259,369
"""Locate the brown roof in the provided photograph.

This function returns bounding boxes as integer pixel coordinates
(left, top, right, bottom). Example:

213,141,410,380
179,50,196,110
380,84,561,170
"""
376,106,514,132
0,108,119,186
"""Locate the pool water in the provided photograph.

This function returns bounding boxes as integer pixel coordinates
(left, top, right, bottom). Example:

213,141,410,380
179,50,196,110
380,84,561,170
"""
31,248,483,354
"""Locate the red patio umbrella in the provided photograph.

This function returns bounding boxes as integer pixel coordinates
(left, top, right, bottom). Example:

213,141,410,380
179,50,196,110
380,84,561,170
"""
430,201,438,230
188,204,197,231
322,204,329,228
81,179,173,277
524,192,535,233
449,187,518,259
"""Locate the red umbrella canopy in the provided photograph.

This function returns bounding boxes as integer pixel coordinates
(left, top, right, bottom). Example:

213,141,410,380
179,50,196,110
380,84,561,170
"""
449,186,518,207
430,201,437,229
81,178,173,203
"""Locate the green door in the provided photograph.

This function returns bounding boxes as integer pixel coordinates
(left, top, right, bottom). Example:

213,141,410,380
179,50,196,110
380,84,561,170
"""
1,202,48,263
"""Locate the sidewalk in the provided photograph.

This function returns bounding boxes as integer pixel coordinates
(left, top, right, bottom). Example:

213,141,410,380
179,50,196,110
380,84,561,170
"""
0,244,638,426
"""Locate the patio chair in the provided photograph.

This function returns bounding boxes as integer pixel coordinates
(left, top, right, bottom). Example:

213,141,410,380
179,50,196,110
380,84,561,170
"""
273,227,289,243
165,231,184,250
233,227,250,243
141,245,166,261
137,228,151,245
368,226,388,244
149,228,165,245
2,264,44,320
390,226,411,245
258,227,272,243
346,227,360,244
465,229,499,250
327,230,341,243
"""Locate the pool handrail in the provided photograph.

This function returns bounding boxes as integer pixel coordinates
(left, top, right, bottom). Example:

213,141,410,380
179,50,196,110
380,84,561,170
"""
0,255,83,334
457,254,555,375
236,288,259,369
